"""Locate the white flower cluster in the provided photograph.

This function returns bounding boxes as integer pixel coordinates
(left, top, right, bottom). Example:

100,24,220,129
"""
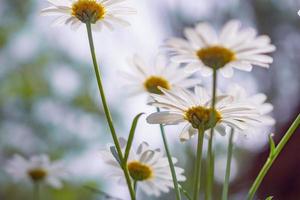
4,1,279,199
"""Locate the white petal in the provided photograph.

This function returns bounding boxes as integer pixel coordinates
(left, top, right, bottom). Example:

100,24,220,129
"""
199,66,213,76
220,66,234,78
179,124,197,142
220,20,241,45
195,86,210,104
171,55,199,63
106,15,131,27
229,61,253,72
184,28,204,48
184,62,202,74
146,112,184,125
195,22,218,45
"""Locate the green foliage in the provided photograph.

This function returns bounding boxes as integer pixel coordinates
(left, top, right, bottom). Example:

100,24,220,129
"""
124,113,144,162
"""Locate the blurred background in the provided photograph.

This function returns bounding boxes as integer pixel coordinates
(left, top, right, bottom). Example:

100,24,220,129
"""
0,0,300,199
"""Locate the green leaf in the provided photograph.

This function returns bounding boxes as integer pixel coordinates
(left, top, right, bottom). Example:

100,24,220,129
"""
124,113,144,162
268,133,276,158
265,196,273,200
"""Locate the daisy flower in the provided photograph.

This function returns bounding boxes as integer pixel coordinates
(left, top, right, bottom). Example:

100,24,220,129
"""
5,154,67,188
146,86,263,141
41,0,136,31
226,84,275,126
121,54,200,96
165,20,276,78
100,138,186,197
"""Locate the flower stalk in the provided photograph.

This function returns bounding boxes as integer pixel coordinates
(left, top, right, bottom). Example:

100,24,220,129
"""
33,182,40,200
157,107,182,200
246,114,300,200
221,128,235,200
85,22,135,200
206,67,218,200
192,126,205,200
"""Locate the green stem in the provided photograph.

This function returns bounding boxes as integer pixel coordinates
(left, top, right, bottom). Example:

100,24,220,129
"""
221,128,235,200
157,107,182,200
33,182,40,200
179,184,192,200
85,23,135,200
193,127,205,200
206,68,217,200
246,114,300,200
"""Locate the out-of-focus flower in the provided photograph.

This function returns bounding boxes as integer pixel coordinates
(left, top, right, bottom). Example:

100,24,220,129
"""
226,84,275,126
100,138,186,197
146,86,262,141
121,54,200,96
165,20,276,78
41,0,136,31
5,154,67,189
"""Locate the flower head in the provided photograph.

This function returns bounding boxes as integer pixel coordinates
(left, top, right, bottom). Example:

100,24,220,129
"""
100,138,186,197
121,54,200,96
165,20,276,77
146,86,263,141
5,154,67,188
41,0,136,31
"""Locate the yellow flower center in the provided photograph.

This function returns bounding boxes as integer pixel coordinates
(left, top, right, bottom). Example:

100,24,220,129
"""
196,46,236,69
127,161,153,181
184,106,222,129
28,168,47,182
72,0,106,23
144,76,171,94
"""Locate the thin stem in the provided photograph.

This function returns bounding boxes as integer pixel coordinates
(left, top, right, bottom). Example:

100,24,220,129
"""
246,114,300,200
192,127,205,200
85,23,135,200
206,68,217,200
156,107,182,200
33,182,40,200
179,184,192,200
221,128,235,200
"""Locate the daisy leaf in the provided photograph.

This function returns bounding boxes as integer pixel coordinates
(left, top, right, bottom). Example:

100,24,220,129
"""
268,133,276,158
124,113,144,162
265,196,273,200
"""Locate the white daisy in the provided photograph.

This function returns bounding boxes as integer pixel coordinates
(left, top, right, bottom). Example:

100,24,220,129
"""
41,0,136,31
121,54,200,96
5,154,67,189
165,20,276,78
226,84,275,126
100,138,186,197
146,86,263,141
